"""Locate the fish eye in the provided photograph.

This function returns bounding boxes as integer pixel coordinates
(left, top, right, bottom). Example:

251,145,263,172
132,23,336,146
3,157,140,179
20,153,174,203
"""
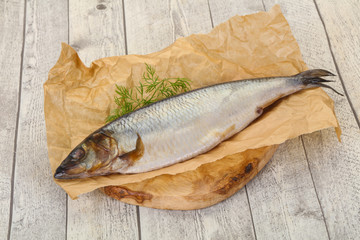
70,148,85,160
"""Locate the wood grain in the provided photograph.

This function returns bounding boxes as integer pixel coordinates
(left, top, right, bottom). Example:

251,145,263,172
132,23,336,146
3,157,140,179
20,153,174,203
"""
315,0,360,125
69,0,127,66
247,138,328,240
0,0,24,239
263,0,360,239
67,1,139,239
124,0,212,55
208,0,264,24
9,0,68,239
67,191,138,239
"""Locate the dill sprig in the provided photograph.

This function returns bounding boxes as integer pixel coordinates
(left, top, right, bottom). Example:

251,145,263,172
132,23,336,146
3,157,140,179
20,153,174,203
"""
106,63,191,123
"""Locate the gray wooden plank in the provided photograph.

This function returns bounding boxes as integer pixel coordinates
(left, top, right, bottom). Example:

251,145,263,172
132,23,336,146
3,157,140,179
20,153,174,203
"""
67,191,138,239
209,0,264,24
124,0,264,239
139,188,255,240
125,0,213,55
247,138,328,240
67,1,139,239
262,0,360,239
0,0,24,239
9,0,68,239
192,188,257,239
209,1,329,239
69,0,127,66
315,0,360,125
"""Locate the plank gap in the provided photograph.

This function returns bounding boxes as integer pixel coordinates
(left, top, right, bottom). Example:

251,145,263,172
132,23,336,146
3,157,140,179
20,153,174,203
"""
206,0,214,28
261,0,266,11
124,0,137,237
66,3,69,238
136,206,141,240
300,136,330,240
7,1,27,239
66,194,68,240
67,0,70,45
313,0,360,129
122,0,128,55
245,186,258,240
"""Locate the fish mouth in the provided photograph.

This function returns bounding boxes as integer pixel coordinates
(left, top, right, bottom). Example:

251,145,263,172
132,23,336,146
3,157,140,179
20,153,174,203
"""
54,163,114,179
54,166,68,179
54,165,90,179
54,166,76,179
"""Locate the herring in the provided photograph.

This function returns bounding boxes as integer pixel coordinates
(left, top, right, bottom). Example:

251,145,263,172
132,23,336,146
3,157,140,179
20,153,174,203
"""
54,69,342,179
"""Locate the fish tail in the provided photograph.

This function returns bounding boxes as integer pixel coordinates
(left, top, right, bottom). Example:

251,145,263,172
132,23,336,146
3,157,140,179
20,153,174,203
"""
295,69,344,96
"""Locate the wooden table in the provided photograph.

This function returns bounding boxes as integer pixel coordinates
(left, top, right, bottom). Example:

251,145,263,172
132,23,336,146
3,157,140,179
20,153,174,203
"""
1,0,359,239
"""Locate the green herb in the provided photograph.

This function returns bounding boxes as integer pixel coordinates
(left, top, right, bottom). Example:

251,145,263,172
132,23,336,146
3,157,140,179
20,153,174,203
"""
106,63,192,123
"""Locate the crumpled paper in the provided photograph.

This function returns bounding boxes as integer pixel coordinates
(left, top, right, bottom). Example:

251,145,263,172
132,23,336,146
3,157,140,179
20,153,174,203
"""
44,5,340,199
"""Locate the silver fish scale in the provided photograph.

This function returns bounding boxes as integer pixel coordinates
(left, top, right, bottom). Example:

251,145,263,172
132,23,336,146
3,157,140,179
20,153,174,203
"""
106,77,301,174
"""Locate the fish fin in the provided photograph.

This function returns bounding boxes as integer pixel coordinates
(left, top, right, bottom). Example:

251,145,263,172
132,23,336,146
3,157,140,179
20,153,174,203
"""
296,69,344,96
119,133,145,165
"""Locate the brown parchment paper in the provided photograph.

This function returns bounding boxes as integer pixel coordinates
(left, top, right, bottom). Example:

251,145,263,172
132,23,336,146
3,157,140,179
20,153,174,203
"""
44,5,340,199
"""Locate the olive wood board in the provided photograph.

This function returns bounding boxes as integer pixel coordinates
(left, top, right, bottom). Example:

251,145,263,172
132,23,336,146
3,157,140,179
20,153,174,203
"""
102,145,278,210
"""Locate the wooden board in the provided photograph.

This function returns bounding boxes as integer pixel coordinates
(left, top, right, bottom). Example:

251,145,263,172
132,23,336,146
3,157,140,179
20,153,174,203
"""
0,1,24,239
105,144,275,239
104,145,277,210
263,0,360,239
67,1,139,239
315,0,360,125
9,0,68,239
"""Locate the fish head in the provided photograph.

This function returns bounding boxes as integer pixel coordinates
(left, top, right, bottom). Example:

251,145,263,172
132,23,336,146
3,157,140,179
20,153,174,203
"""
54,131,120,179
